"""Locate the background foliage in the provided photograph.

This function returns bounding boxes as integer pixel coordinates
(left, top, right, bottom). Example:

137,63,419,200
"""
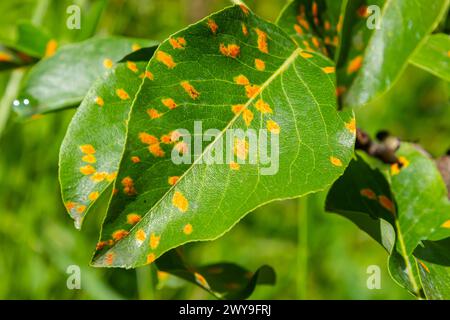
0,0,448,299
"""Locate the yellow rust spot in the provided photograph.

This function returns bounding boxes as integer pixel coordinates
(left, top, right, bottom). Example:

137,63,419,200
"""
156,51,176,69
127,61,138,73
330,156,343,167
322,66,335,74
234,138,249,160
255,99,272,114
157,271,169,281
116,88,130,100
95,96,104,107
162,98,177,110
146,253,156,264
168,176,180,186
207,19,218,34
105,252,115,265
234,75,250,86
131,156,141,163
245,84,261,98
136,229,146,243
106,172,117,182
267,120,280,134
243,109,254,127
219,43,240,58
139,70,154,80
441,220,450,228
391,163,401,176
91,172,108,183
44,39,58,57
149,143,165,157
255,28,268,53
169,37,186,49
149,233,161,250
378,195,396,214
183,223,193,235
80,165,95,175
80,144,96,154
112,229,129,241
82,154,96,163
232,104,245,115
132,43,141,51
419,261,430,273
345,118,356,135
88,191,100,201
391,157,410,176
255,58,265,71
173,191,189,212
103,58,113,69
127,213,142,225
294,24,303,35
139,132,159,145
181,81,200,100
299,51,313,59
230,161,240,170
194,272,210,289
347,55,363,74
0,52,12,62
241,23,248,36
360,188,376,200
147,108,161,119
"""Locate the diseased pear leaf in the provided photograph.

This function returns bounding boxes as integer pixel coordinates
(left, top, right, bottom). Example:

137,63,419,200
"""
410,33,450,82
16,37,157,117
75,5,355,268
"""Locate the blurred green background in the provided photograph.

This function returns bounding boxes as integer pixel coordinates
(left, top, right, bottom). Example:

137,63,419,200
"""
0,0,448,300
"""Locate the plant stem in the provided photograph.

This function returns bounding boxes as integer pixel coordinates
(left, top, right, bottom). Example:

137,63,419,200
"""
136,265,156,300
297,196,308,300
0,70,25,136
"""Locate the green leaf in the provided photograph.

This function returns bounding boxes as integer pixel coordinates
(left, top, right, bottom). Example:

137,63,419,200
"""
156,249,275,300
276,0,346,59
0,45,37,72
11,22,52,58
15,37,157,118
410,33,450,82
344,0,449,107
59,4,354,268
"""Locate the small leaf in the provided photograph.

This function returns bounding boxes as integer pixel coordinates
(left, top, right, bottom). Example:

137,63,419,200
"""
16,37,157,117
410,33,450,82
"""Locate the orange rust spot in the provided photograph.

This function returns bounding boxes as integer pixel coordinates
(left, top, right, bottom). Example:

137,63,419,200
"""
255,58,265,71
336,86,347,97
322,66,335,74
234,138,249,160
127,61,138,73
255,99,272,114
44,39,57,57
243,109,254,127
121,176,137,195
82,154,96,163
207,19,218,34
255,28,268,53
239,4,249,15
173,191,189,212
324,21,331,31
106,172,117,182
267,120,280,134
88,191,100,201
116,88,130,100
345,118,356,135
312,1,318,16
139,132,159,145
234,75,250,85
136,229,146,242
294,24,303,35
103,58,113,69
169,37,186,49
127,213,141,225
391,163,401,176
160,134,173,144
299,51,313,59
91,172,108,183
65,201,76,210
149,233,161,250
131,156,141,163
157,271,169,281
132,43,141,51
378,195,395,214
112,188,119,195
96,240,113,251
156,51,176,69
391,157,410,175
245,84,260,98
230,161,240,170
168,176,180,185
357,5,369,18
147,108,161,119
162,98,177,110
76,204,86,214
399,156,410,168
80,144,96,154
0,52,12,62
419,261,430,273
194,272,210,289
360,188,376,200
95,96,104,107
80,165,95,175
241,23,248,36
219,43,240,58
147,253,156,264
297,16,310,30
347,55,363,74
181,81,200,99
441,220,450,228
312,37,320,48
333,35,339,46
139,70,154,80
330,156,343,167
183,223,193,235
112,230,129,241
149,143,165,157
105,252,115,265
232,104,245,115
